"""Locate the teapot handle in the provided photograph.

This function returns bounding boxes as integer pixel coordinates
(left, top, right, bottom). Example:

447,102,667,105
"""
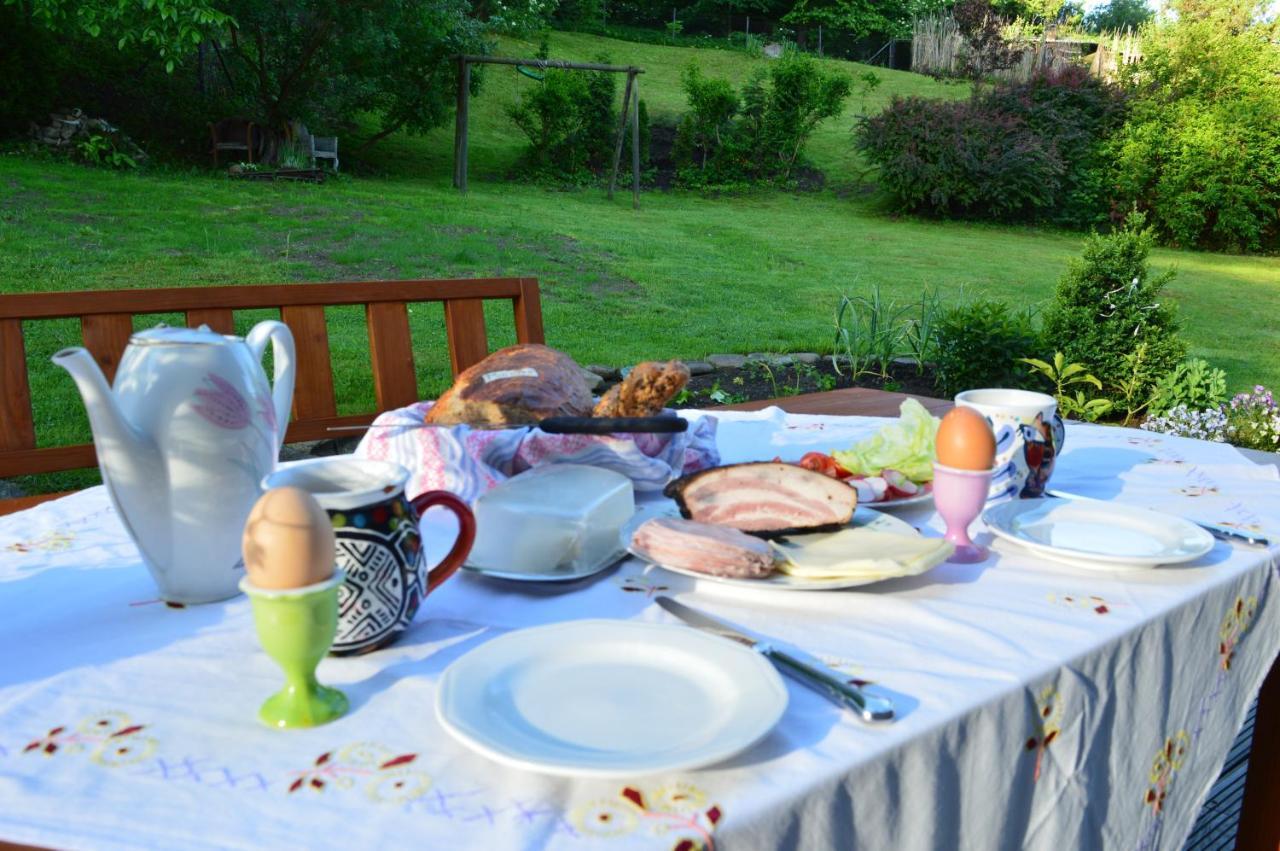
245,321,296,456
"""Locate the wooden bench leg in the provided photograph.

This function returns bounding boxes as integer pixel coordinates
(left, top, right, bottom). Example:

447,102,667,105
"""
1237,657,1280,850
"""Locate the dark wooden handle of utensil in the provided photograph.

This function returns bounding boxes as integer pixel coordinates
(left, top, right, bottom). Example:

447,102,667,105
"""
538,416,689,435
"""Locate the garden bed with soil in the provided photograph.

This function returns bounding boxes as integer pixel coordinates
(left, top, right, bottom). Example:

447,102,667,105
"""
677,357,940,407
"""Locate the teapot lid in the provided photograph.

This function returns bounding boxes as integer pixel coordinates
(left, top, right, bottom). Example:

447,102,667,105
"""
130,324,236,346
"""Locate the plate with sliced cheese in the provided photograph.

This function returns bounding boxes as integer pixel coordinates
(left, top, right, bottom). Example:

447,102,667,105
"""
623,505,953,591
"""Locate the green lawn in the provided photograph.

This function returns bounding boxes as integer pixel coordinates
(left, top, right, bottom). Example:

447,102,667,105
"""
1,30,1278,493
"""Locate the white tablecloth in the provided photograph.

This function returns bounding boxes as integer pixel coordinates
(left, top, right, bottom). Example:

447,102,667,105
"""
1,408,1277,851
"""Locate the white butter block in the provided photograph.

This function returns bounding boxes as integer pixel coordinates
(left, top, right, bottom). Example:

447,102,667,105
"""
468,464,636,574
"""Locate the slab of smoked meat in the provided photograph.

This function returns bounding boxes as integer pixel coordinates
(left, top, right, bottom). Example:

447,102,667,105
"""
664,462,857,539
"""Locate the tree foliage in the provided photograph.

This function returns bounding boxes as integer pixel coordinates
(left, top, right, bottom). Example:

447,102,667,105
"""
5,0,231,70
1103,0,1280,250
1082,0,1152,33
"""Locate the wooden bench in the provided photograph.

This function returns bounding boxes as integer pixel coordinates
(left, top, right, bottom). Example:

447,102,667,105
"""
0,277,544,515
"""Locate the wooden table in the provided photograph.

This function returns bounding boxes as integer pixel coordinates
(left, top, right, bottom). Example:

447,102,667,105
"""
717,386,952,418
2,387,1273,850
719,387,1277,851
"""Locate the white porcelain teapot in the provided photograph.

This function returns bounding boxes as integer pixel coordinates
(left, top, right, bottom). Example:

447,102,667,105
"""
54,322,296,604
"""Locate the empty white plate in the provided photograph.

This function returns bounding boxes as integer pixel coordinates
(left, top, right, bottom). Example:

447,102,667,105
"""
435,619,788,777
983,497,1215,569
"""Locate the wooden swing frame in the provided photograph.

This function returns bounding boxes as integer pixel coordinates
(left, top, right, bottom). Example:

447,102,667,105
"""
452,56,645,208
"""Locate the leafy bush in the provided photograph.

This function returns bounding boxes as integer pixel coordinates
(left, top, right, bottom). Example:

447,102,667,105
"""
1104,10,1280,251
1040,214,1185,406
673,65,738,171
855,67,1126,222
980,65,1129,225
1020,353,1113,422
675,54,851,186
508,59,648,181
933,300,1041,398
1146,359,1228,417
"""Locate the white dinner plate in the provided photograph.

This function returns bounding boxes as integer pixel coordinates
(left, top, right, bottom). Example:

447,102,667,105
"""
623,505,926,591
866,488,933,510
435,619,788,777
983,497,1215,569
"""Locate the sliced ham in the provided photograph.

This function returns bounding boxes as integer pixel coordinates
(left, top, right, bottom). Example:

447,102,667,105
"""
664,462,857,538
630,517,776,578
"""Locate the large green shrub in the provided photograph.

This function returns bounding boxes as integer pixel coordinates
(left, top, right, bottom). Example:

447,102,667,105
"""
1104,7,1280,251
508,59,649,182
855,68,1126,223
1040,215,1185,405
674,54,851,186
933,300,1042,398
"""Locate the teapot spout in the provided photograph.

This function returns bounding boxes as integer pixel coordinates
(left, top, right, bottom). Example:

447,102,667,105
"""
52,348,166,537
52,347,156,462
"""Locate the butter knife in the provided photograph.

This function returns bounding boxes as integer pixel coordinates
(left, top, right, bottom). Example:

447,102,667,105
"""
654,596,894,722
1045,489,1271,547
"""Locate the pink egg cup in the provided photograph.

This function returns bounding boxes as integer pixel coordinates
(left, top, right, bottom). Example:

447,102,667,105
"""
932,461,994,564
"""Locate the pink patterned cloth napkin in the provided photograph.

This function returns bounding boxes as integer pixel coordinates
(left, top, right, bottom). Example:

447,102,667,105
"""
354,402,719,502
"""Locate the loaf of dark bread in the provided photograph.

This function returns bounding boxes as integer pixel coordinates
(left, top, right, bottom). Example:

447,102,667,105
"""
424,343,594,427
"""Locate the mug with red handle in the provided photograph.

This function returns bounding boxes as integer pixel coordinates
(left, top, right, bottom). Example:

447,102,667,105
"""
263,457,476,655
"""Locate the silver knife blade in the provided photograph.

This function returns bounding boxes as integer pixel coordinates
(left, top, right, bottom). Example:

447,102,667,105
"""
654,596,894,722
1045,489,1271,547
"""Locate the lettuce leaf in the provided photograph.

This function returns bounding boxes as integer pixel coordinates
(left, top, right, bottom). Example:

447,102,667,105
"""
831,398,939,482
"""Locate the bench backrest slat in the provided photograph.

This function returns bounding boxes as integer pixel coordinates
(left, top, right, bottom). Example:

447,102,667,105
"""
0,318,36,452
185,308,236,334
0,277,544,482
279,305,338,420
365,301,419,410
80,313,135,383
444,298,491,377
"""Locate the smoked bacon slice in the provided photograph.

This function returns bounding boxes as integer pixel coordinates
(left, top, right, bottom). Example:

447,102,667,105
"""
631,517,776,578
664,462,857,539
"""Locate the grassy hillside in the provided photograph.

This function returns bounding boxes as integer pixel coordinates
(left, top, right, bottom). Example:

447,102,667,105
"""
361,31,969,184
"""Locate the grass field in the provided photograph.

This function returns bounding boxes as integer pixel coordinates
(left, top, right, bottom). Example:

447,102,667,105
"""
2,30,1278,492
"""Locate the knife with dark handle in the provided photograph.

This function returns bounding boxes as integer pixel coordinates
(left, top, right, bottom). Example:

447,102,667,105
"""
1045,489,1271,547
655,596,895,723
328,415,690,435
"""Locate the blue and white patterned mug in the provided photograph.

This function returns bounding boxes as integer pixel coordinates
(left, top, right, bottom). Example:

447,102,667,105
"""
955,389,1065,500
263,458,475,655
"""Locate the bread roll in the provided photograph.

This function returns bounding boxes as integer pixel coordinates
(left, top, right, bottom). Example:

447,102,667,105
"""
425,344,594,427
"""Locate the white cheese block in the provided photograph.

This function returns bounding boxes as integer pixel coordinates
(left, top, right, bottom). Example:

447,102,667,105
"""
468,464,635,575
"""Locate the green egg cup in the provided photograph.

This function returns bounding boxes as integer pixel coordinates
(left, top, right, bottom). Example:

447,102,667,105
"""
240,573,348,729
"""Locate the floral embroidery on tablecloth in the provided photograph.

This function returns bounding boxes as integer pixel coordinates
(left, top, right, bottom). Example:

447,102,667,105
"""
1144,731,1190,814
287,742,431,804
1177,485,1220,498
1218,596,1258,671
1045,593,1117,615
5,530,75,553
572,783,722,850
22,711,157,767
1025,686,1062,782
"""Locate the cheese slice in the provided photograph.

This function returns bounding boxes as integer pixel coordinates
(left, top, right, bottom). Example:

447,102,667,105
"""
771,528,953,580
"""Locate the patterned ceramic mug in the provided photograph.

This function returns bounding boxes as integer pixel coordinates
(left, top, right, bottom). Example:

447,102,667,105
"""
954,389,1066,500
263,457,476,655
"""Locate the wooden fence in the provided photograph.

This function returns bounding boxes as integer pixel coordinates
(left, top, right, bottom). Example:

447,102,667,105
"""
911,16,1137,82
